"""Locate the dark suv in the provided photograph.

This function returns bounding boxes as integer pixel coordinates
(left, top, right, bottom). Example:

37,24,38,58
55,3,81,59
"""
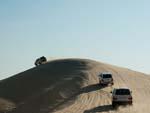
35,56,47,66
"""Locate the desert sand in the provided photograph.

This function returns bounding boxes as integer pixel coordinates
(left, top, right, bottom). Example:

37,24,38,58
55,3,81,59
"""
0,59,150,113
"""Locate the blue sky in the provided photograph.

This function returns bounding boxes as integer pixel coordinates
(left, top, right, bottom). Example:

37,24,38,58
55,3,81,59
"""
0,0,150,79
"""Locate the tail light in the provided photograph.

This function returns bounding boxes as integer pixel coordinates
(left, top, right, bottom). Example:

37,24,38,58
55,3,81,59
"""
113,96,117,100
128,96,132,100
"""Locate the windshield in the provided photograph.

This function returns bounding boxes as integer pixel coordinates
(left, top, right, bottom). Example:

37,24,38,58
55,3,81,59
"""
103,74,112,78
115,89,130,95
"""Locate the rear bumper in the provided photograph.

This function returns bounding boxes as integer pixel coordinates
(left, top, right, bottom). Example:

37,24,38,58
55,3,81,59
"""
112,101,132,105
100,80,114,85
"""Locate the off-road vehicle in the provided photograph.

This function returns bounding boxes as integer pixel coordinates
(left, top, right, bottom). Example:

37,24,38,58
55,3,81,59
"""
111,88,133,107
35,56,47,66
98,72,114,85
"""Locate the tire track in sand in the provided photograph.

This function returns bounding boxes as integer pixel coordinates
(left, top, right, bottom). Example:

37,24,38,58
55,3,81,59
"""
53,62,150,113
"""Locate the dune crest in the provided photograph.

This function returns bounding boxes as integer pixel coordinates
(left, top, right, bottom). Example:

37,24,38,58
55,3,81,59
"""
0,59,149,113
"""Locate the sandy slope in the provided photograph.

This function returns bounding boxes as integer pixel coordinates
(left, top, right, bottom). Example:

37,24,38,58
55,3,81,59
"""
0,59,150,113
52,59,150,113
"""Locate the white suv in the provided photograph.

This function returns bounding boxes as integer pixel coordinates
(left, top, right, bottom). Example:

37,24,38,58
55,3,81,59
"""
111,88,133,107
98,72,114,85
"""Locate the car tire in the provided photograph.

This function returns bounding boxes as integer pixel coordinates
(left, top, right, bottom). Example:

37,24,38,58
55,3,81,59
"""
99,80,101,85
112,102,117,108
129,101,133,105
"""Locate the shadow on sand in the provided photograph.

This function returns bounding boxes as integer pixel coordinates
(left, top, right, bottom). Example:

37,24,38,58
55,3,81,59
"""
83,104,113,113
80,83,107,94
49,84,107,112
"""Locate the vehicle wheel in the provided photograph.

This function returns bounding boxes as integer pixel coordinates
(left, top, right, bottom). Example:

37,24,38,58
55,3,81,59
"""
129,101,133,105
112,102,116,108
99,80,101,85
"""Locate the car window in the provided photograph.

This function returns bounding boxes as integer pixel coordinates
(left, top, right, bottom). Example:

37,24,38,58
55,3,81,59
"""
115,89,130,95
103,74,112,78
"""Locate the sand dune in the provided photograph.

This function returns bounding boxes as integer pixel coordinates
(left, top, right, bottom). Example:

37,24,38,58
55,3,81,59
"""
0,59,150,113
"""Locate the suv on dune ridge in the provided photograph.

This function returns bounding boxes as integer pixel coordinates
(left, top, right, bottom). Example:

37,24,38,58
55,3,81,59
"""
111,88,133,107
98,72,114,85
35,56,47,66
